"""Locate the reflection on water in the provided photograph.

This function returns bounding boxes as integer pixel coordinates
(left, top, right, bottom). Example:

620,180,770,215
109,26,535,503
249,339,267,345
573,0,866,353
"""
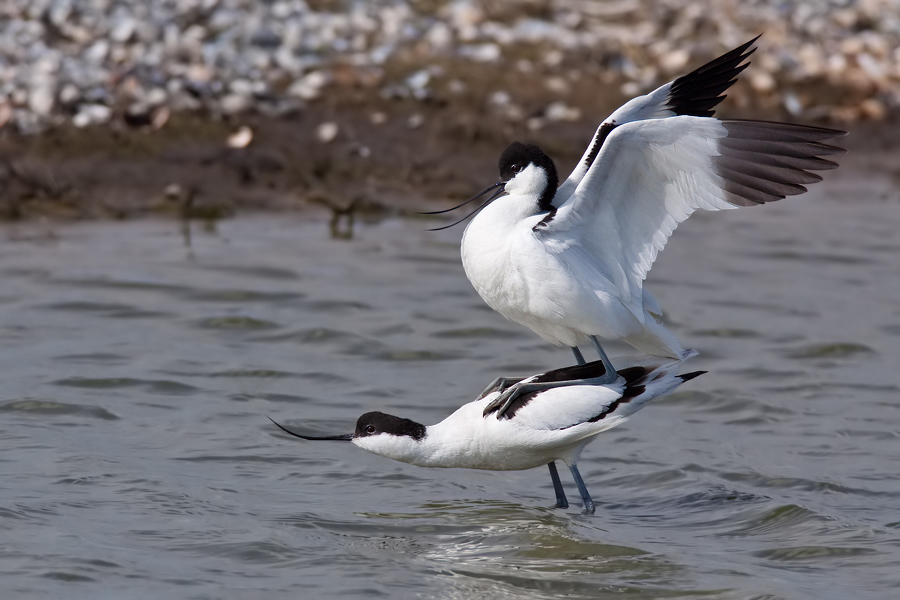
1,177,900,598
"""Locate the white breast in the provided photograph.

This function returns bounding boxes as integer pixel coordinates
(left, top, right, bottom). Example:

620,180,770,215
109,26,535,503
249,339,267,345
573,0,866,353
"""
461,196,643,347
460,195,535,316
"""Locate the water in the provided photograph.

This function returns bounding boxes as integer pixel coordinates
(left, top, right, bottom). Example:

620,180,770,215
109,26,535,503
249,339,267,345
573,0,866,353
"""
1,172,899,599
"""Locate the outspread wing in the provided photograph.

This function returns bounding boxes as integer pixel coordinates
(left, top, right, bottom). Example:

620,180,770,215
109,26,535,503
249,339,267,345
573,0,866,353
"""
544,117,846,318
557,37,758,201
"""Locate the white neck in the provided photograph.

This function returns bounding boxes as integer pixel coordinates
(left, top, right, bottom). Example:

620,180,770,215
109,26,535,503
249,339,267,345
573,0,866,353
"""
352,414,486,469
352,428,442,467
462,164,549,244
506,163,549,202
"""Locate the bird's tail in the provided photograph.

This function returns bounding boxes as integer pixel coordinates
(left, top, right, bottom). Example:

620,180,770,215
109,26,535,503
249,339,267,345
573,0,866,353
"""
622,312,685,358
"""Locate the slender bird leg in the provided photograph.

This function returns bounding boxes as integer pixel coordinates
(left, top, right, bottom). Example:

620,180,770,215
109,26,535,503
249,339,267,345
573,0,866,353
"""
483,372,620,418
568,464,596,514
589,336,618,385
547,462,569,509
477,376,527,400
571,346,586,365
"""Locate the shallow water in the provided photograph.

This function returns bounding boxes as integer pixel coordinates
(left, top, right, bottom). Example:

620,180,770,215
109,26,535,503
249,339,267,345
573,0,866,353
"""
2,172,899,599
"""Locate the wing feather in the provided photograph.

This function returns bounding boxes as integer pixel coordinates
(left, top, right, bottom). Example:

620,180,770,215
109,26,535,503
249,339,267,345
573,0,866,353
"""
508,361,700,433
666,35,760,117
557,38,758,202
544,117,846,316
508,384,625,432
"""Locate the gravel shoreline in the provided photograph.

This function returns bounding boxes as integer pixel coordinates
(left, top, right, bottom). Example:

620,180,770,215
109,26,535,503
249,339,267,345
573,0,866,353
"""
1,0,896,132
0,1,895,222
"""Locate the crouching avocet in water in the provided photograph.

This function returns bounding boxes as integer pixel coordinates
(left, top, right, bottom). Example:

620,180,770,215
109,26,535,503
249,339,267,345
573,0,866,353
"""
269,356,704,513
424,37,846,383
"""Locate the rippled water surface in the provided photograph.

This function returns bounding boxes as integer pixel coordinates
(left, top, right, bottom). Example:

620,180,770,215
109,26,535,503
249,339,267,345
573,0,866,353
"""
2,174,899,599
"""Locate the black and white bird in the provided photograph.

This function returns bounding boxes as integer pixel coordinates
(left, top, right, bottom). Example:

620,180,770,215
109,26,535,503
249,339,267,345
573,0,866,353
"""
426,37,846,382
269,356,704,513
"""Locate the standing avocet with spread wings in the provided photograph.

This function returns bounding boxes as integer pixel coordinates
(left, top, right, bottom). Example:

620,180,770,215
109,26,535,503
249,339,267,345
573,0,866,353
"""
427,38,846,381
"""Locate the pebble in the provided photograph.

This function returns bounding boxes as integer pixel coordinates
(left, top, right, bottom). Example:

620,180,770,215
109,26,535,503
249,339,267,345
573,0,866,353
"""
315,122,339,143
459,43,501,63
0,101,12,128
0,0,896,133
72,104,112,128
227,126,254,149
407,114,425,129
287,71,329,101
544,101,581,123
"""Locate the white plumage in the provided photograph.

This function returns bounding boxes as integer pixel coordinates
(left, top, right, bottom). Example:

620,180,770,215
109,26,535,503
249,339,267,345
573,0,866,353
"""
270,356,704,513
450,39,846,365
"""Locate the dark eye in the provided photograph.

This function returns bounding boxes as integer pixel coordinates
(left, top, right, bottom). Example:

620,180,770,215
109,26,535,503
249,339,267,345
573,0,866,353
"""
510,163,521,173
365,424,376,434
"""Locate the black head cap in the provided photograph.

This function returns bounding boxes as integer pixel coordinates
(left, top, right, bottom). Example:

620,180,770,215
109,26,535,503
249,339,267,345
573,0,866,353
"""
498,142,559,211
355,411,426,441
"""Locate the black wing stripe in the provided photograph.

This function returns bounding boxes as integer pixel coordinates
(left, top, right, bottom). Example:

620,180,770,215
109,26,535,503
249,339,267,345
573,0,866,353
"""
585,397,624,424
586,392,636,424
531,359,609,384
494,359,610,419
585,369,707,425
503,363,649,423
667,36,759,117
583,366,651,424
583,122,618,170
502,392,536,419
616,366,653,387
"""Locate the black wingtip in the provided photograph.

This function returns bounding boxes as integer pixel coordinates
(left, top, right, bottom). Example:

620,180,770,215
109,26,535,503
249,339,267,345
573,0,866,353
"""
678,371,707,382
667,36,762,118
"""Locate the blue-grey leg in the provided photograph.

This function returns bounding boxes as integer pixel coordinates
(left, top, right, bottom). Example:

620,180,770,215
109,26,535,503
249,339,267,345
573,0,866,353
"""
547,462,568,509
571,346,586,365
589,335,618,385
568,463,596,514
477,376,526,400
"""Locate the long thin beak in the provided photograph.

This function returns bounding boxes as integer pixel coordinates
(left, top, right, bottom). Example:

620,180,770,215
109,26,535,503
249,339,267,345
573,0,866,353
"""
268,416,353,441
418,180,505,216
422,182,507,231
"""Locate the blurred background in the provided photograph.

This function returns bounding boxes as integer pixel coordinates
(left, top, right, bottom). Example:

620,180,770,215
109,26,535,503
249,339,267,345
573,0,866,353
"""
2,3,900,599
0,0,897,222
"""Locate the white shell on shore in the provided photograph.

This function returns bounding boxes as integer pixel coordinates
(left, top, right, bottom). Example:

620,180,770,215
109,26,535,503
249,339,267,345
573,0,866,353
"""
316,121,339,143
227,126,254,149
73,104,112,128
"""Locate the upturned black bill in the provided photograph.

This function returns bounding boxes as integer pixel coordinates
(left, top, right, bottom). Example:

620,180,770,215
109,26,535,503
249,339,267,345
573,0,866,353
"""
420,181,506,231
268,416,353,441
